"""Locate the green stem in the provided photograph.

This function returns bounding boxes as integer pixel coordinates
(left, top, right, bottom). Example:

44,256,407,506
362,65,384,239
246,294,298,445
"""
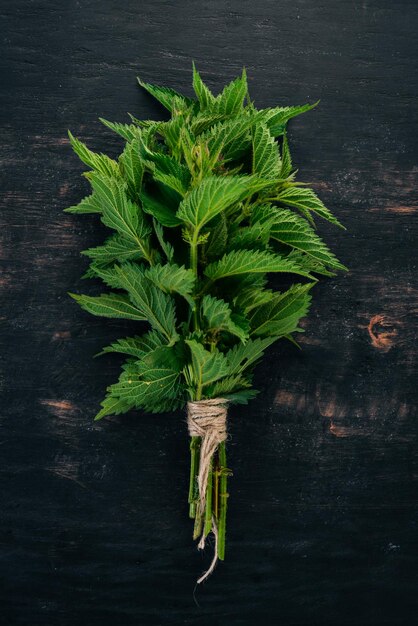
188,436,200,518
204,459,213,536
193,502,203,540
190,233,199,331
217,441,228,561
189,228,204,533
214,458,220,520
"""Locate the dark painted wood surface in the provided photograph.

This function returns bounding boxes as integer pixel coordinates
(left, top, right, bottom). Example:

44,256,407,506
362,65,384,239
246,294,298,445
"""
1,1,417,624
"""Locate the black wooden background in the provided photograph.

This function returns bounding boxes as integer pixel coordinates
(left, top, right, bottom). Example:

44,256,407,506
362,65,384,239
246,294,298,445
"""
1,1,417,624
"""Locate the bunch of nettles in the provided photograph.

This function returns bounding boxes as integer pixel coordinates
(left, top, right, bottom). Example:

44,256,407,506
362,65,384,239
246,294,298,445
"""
66,64,346,565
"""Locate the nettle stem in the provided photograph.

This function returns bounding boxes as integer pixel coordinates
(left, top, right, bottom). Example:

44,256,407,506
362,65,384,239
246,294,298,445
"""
190,232,200,332
204,458,213,537
217,441,228,560
188,436,200,518
187,212,230,577
189,443,228,559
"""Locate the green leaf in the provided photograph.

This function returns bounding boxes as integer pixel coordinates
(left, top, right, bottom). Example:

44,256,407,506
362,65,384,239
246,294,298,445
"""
110,343,186,412
185,339,230,389
255,102,319,136
145,263,195,307
275,186,344,228
225,337,278,375
109,361,182,413
234,286,274,314
178,125,198,174
204,117,253,164
94,395,133,421
192,62,216,110
204,374,251,399
114,262,178,342
211,68,247,115
68,131,119,177
88,263,127,289
157,116,184,159
145,152,191,195
191,112,226,135
128,113,162,130
228,222,272,250
99,330,167,358
69,292,146,321
177,175,267,233
220,389,259,404
152,171,188,197
270,208,347,269
218,272,268,302
99,118,142,142
90,173,152,258
252,122,281,179
153,219,174,262
140,188,182,227
280,133,292,179
204,214,228,260
64,194,100,214
284,250,337,277
204,249,314,282
201,294,249,342
82,234,146,264
137,77,194,112
119,139,144,199
249,283,313,337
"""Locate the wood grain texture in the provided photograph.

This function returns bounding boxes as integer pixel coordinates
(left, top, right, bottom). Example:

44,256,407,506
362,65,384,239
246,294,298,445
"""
1,1,417,624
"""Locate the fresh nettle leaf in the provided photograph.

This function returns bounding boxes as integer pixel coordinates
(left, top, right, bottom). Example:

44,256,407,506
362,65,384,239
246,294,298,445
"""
137,77,194,112
69,292,147,321
64,193,102,215
192,62,216,110
204,214,228,260
153,219,174,262
140,188,182,228
249,283,314,337
109,357,183,413
184,339,230,394
68,131,119,178
252,122,281,179
119,139,144,199
145,263,195,307
113,262,179,343
275,186,344,228
203,116,253,165
81,233,146,265
94,395,133,421
211,68,248,115
98,330,167,359
228,222,272,250
90,173,153,262
280,132,293,179
201,295,249,343
67,64,346,579
270,208,347,270
225,336,279,376
176,175,262,234
99,118,143,142
204,249,315,282
254,101,319,136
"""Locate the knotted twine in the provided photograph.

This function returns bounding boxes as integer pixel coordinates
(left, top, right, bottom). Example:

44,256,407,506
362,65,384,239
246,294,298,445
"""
187,398,228,583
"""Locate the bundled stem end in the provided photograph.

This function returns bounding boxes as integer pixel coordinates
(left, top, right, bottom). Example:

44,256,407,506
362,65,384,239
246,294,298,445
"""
187,399,230,583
